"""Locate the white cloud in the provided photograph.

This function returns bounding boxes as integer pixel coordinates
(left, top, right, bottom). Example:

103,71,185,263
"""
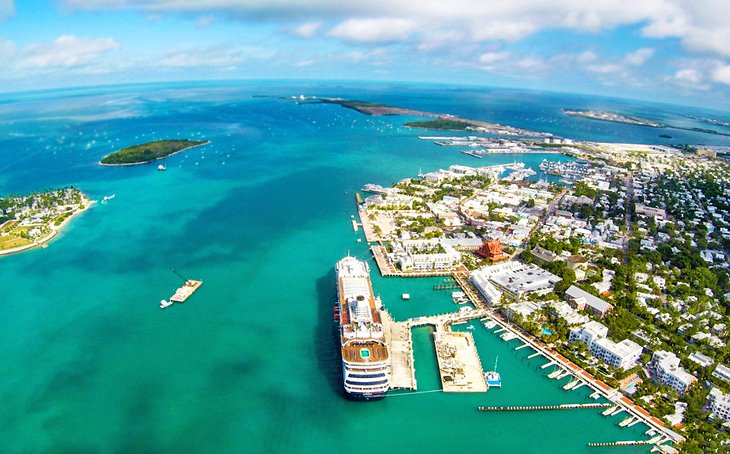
712,65,730,86
478,51,510,65
328,18,416,43
292,21,321,38
17,35,121,69
59,1,730,60
587,63,624,74
675,68,702,85
625,48,654,66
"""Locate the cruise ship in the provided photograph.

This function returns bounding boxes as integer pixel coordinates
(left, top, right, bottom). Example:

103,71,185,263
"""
335,256,390,400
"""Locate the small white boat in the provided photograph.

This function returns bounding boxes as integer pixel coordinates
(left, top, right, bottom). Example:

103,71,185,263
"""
402,293,411,300
101,194,116,204
157,164,167,171
160,299,174,309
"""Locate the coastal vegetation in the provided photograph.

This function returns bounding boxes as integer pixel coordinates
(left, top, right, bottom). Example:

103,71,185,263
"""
100,139,207,165
403,118,473,130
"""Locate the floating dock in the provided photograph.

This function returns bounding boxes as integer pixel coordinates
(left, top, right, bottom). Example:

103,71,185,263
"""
169,279,203,303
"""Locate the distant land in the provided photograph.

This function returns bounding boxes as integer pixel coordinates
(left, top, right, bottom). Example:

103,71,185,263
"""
563,109,663,127
318,98,432,116
309,97,551,137
565,109,730,137
100,139,208,166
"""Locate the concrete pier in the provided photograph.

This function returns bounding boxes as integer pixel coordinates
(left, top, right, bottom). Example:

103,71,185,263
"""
528,351,542,359
541,360,557,369
433,330,487,393
379,305,417,390
515,343,530,350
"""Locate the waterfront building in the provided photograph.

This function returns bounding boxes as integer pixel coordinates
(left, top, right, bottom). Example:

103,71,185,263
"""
470,261,560,300
469,272,502,305
565,285,613,318
707,388,730,422
569,321,642,370
713,364,730,384
391,239,461,271
652,351,697,394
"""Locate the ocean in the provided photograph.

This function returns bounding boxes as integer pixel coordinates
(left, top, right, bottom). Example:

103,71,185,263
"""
1,81,728,453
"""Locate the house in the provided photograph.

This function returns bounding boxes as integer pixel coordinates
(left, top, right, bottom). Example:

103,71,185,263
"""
530,246,557,264
565,285,613,318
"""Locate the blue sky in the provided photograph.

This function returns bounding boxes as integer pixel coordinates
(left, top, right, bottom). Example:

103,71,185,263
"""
1,0,730,110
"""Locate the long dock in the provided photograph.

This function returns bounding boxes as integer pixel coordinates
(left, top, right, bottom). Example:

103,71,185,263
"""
478,403,610,412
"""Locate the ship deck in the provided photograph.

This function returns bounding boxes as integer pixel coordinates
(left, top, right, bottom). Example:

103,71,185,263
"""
342,342,388,363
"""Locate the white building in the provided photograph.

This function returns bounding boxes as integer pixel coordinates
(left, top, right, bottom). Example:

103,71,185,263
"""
652,351,697,394
713,364,730,384
392,239,461,271
469,271,502,305
569,321,642,370
688,352,714,369
707,388,730,422
470,261,561,300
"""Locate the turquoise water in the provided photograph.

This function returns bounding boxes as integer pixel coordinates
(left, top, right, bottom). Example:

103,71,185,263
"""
2,81,726,453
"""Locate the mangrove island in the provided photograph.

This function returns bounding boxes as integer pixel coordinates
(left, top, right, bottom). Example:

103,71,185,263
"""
100,139,208,166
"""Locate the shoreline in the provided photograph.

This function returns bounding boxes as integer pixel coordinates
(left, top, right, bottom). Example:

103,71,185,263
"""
98,141,210,167
0,195,95,257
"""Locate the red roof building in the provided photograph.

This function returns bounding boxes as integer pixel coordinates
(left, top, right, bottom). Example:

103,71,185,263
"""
476,239,507,262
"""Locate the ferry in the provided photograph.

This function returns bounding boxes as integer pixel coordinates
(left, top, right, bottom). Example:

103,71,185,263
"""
485,357,502,387
335,256,390,401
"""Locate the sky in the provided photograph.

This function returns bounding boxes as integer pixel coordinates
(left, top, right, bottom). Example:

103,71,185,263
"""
1,0,730,111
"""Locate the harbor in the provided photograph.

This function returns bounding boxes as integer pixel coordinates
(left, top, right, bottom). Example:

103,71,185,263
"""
371,255,685,449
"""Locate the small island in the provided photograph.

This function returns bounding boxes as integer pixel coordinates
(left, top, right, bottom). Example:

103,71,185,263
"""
403,118,473,130
100,139,208,166
0,187,92,256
